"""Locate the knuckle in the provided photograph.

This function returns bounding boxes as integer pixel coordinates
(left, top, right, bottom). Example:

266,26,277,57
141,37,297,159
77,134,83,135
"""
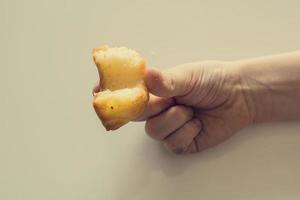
145,120,155,135
189,119,202,132
184,144,196,154
145,120,160,140
172,148,185,154
163,140,185,154
194,134,214,152
171,106,193,121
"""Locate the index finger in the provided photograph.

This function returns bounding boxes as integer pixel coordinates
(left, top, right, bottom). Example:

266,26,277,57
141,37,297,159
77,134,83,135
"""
134,94,175,121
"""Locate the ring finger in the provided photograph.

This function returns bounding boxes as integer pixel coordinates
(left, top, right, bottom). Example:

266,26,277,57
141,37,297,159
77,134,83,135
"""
145,105,194,140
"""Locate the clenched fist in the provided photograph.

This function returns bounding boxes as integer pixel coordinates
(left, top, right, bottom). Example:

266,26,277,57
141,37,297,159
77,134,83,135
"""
137,61,252,154
94,52,300,154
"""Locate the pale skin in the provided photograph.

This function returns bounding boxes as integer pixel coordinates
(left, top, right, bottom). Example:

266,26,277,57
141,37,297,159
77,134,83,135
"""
94,52,300,154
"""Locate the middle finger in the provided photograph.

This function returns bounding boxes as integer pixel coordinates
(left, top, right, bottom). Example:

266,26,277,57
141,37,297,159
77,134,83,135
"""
145,105,194,140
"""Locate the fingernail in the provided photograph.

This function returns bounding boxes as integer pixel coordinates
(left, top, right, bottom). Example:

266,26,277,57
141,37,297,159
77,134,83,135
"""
173,147,186,154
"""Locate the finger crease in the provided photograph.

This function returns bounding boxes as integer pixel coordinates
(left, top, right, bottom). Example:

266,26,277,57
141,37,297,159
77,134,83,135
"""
193,138,199,152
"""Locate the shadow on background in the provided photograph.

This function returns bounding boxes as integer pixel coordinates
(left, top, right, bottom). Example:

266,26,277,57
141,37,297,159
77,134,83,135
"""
112,121,300,199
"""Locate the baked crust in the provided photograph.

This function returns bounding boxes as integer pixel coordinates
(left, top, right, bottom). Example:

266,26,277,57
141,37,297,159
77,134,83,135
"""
92,46,149,130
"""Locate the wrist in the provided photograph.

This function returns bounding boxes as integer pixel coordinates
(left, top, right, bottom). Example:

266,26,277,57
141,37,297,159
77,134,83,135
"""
234,53,300,123
234,60,271,123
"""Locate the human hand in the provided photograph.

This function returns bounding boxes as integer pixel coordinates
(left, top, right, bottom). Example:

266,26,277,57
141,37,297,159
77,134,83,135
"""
93,52,300,154
137,61,254,154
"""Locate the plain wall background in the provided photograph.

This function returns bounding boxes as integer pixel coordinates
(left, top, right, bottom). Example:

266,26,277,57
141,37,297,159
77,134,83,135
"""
1,0,300,199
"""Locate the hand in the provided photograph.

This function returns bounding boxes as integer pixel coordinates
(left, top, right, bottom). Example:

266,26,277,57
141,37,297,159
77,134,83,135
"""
138,61,253,154
93,52,300,154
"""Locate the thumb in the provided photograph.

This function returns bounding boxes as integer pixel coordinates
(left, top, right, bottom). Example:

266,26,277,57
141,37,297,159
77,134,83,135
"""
145,68,188,98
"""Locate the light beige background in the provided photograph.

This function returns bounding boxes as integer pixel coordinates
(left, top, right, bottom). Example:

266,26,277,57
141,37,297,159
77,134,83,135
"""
1,0,300,199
